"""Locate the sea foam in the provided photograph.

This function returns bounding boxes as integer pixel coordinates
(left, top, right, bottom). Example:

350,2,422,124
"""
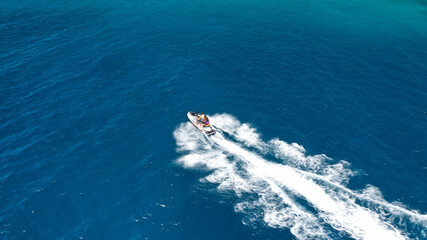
174,113,427,240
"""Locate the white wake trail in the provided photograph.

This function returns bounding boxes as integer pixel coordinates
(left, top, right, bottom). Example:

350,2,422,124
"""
174,113,427,240
211,134,405,240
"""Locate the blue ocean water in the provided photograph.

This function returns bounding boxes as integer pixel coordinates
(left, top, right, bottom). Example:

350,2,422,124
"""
1,0,426,239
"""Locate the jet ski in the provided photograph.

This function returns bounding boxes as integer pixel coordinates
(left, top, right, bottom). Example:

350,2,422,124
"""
187,111,216,136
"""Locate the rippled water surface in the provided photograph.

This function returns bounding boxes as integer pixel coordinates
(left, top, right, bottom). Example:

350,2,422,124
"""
1,0,426,239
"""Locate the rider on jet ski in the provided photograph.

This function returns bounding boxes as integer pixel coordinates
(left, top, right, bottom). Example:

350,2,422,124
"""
197,113,209,127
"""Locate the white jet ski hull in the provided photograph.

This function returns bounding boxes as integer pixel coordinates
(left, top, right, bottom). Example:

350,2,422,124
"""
187,112,216,136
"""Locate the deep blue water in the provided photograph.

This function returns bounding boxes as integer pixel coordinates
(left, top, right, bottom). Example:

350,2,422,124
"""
1,0,426,239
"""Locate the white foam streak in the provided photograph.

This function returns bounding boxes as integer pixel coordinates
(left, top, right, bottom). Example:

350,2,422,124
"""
212,134,405,240
211,114,265,151
174,113,426,240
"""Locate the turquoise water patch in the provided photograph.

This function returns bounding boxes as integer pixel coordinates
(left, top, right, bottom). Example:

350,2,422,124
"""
1,0,426,239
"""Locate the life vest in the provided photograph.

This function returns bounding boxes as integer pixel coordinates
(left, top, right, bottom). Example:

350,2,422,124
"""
198,115,209,126
203,120,210,126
